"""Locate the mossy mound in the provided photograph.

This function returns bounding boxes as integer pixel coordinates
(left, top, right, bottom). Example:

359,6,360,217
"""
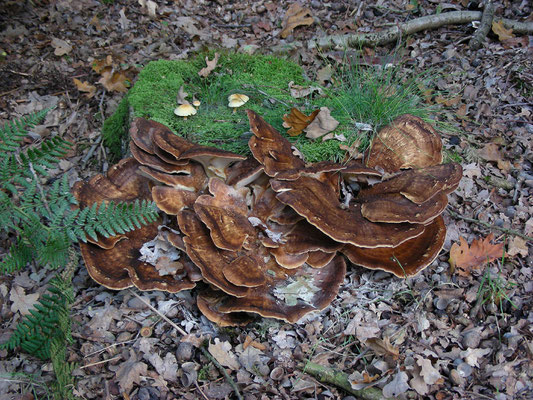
103,52,352,163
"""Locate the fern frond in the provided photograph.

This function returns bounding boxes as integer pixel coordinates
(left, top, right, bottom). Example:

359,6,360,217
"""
0,273,73,360
0,108,50,153
67,199,159,243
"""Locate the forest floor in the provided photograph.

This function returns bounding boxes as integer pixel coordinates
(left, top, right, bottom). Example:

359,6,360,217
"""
0,1,532,399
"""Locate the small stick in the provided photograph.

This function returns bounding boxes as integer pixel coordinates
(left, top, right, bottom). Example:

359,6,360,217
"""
200,343,243,400
469,1,495,50
194,381,209,400
80,355,121,369
128,289,187,336
298,362,384,400
447,208,532,242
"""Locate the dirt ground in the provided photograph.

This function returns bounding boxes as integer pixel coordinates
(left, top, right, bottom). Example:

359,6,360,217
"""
0,1,532,399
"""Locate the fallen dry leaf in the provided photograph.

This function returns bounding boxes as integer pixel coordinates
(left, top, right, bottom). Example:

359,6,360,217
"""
92,55,113,74
177,85,189,105
460,347,491,367
280,3,314,39
10,286,39,316
449,234,505,276
383,371,410,398
304,107,339,139
198,53,220,78
98,68,131,92
208,338,240,370
51,37,72,56
73,78,97,98
316,64,333,85
507,236,528,257
416,355,442,385
478,143,510,173
115,350,148,394
288,81,323,98
492,20,514,41
365,337,399,359
138,0,157,17
282,108,319,136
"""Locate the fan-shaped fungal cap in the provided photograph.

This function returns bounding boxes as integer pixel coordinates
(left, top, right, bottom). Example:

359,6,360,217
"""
366,114,443,173
215,256,347,323
152,126,246,178
73,158,196,293
193,178,255,251
139,161,207,192
225,156,264,188
341,216,446,277
271,176,425,248
177,209,251,298
197,289,256,327
357,163,463,204
247,109,305,179
152,185,198,215
130,141,188,173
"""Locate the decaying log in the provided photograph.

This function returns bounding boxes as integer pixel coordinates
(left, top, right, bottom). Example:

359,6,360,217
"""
310,11,533,49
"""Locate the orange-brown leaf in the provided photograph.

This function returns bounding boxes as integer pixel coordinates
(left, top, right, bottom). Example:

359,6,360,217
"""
449,234,504,276
92,55,113,74
282,108,319,137
492,20,514,41
280,3,314,39
73,78,96,98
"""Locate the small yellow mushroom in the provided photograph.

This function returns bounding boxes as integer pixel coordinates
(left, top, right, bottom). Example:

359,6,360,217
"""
228,93,249,113
174,103,197,120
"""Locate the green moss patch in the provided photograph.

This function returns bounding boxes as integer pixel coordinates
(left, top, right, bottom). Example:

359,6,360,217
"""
103,52,434,163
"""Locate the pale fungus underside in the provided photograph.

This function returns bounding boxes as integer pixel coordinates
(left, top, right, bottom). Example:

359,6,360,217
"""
74,112,462,325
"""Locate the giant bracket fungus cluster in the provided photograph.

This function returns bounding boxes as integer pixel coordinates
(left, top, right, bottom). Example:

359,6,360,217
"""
74,111,462,326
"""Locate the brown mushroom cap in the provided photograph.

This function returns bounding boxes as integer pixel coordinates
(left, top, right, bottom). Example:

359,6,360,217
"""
247,109,305,179
357,163,463,204
366,114,443,173
130,118,159,154
341,216,446,277
216,256,347,323
271,176,425,248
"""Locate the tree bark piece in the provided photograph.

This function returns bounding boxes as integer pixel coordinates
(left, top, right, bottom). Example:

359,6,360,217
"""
299,362,385,400
310,11,533,49
469,1,495,50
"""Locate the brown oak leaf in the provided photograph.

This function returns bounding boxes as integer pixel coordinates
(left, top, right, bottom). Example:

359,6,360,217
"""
282,108,319,136
73,78,97,98
449,234,505,276
198,53,220,78
280,3,314,39
492,20,514,41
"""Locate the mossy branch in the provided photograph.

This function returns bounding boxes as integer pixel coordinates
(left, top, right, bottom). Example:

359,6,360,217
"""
311,11,533,49
299,362,384,400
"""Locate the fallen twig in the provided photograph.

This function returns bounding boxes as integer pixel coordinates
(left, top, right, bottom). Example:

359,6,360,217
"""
469,1,495,50
311,11,533,49
298,362,384,400
128,289,187,336
447,208,533,242
200,342,243,400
